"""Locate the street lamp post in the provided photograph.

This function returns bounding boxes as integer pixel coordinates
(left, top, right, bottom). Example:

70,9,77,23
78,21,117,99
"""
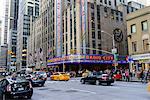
101,30,118,71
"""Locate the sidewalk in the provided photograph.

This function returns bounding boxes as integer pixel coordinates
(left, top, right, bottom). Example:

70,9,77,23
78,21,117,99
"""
118,77,147,83
71,77,143,83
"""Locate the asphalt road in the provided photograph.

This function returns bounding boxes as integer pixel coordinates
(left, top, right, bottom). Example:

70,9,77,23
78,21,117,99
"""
31,78,150,100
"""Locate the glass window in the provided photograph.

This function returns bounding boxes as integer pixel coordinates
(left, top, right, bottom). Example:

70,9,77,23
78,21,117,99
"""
28,6,33,16
92,40,96,48
104,0,107,4
141,20,148,31
143,39,149,51
92,32,95,38
91,3,94,9
131,24,136,33
132,41,137,52
104,7,107,12
109,1,111,5
98,44,102,54
98,31,101,39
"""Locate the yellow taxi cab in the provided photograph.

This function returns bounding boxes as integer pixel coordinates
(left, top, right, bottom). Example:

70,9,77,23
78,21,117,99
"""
50,72,70,81
147,81,150,92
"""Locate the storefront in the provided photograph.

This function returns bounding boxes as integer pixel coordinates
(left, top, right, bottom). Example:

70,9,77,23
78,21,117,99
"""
130,53,150,72
47,54,128,72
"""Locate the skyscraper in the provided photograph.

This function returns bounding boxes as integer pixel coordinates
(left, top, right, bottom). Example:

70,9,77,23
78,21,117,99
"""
7,0,19,72
0,20,2,45
17,0,39,70
4,0,9,45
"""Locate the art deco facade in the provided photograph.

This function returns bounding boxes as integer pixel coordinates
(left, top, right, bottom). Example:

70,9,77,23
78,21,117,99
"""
27,0,128,70
62,0,127,56
126,6,150,72
28,0,146,71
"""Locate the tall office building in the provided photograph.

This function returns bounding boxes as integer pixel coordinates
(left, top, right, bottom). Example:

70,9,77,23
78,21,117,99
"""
0,20,2,45
4,0,9,45
17,0,39,70
134,0,147,5
6,0,19,72
0,44,8,68
28,0,129,71
27,0,59,69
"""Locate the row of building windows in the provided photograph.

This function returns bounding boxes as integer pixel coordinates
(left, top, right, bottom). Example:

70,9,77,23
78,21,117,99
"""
132,39,149,52
131,20,148,33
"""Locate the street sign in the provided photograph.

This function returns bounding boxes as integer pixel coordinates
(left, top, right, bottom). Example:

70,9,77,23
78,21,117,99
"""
112,48,117,54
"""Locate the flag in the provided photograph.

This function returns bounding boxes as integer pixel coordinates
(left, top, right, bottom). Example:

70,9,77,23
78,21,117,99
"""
39,48,43,61
29,53,33,64
34,50,38,62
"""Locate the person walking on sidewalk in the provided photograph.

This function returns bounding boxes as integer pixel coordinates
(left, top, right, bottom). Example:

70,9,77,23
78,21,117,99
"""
144,70,148,83
140,70,145,83
125,69,130,82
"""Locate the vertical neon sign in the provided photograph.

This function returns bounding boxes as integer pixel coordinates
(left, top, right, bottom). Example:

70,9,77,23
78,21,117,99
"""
56,0,62,57
81,0,87,54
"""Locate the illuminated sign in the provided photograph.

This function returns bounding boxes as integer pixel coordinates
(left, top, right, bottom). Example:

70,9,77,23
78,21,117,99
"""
47,55,114,63
55,0,62,56
47,54,128,66
81,0,87,54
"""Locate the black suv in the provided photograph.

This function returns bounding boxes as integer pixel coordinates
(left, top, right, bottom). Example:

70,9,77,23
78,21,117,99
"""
0,76,33,99
80,72,114,86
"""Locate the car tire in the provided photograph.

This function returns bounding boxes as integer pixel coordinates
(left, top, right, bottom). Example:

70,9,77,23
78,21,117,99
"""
27,95,32,99
95,80,99,85
107,83,111,86
41,83,44,86
81,79,85,84
2,93,6,100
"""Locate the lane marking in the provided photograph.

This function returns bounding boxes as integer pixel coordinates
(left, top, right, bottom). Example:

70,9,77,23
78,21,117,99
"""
70,88,97,94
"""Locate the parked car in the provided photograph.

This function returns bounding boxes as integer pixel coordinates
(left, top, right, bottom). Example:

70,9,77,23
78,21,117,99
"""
50,72,70,81
0,76,33,99
80,72,114,86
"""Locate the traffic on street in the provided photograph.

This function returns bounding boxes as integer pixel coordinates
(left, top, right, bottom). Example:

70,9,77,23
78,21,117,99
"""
0,69,150,100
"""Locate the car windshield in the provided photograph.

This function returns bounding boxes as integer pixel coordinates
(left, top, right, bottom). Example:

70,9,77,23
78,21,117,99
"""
60,72,66,75
92,72,102,76
36,71,46,75
6,76,28,84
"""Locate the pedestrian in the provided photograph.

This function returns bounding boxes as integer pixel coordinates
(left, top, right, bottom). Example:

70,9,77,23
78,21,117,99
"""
125,70,130,82
129,71,132,81
122,70,125,81
132,69,136,77
140,70,145,83
144,70,148,83
146,69,150,82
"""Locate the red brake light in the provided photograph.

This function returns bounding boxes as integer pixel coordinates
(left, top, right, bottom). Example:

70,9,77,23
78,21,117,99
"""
7,85,11,92
29,82,32,88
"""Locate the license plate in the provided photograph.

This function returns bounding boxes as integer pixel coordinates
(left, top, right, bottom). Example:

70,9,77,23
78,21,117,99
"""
18,88,24,91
